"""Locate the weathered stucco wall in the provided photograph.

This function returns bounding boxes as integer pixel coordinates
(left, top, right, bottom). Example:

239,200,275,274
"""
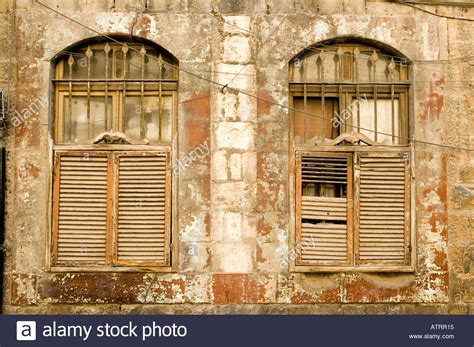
1,0,473,314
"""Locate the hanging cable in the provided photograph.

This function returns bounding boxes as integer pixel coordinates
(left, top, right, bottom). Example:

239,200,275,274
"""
34,0,473,152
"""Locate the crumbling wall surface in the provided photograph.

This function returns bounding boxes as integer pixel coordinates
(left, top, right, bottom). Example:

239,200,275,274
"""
2,0,473,314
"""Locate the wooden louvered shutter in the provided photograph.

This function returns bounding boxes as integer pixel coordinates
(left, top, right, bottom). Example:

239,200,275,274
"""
52,152,111,266
295,152,353,266
356,152,411,266
114,152,171,266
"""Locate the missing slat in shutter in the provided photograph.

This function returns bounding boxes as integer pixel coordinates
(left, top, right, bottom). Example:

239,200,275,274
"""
115,153,170,266
296,153,352,265
357,154,409,265
53,153,109,265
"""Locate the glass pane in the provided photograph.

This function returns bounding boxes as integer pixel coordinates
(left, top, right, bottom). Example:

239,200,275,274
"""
123,96,173,144
128,51,143,79
90,51,109,79
358,98,399,144
144,54,161,79
123,96,142,140
62,50,117,79
68,56,88,79
342,53,353,81
160,97,173,143
114,50,126,78
62,96,112,143
293,97,338,142
144,53,176,79
60,44,178,80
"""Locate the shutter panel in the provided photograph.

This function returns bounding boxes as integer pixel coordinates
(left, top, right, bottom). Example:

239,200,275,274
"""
115,152,170,266
53,152,109,265
296,152,352,266
357,153,410,265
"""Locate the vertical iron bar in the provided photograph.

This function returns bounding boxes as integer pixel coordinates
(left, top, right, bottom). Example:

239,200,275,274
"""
140,46,146,139
67,54,74,142
374,85,378,142
320,50,325,81
321,84,326,137
339,85,343,133
356,84,360,133
391,84,395,144
122,44,129,132
158,54,163,142
337,46,343,81
104,42,110,130
86,46,93,139
303,84,307,143
354,46,360,81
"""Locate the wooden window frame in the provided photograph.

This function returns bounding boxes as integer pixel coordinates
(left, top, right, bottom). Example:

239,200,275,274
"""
53,41,178,146
51,147,175,272
289,85,410,145
290,43,414,272
55,90,177,144
50,41,179,272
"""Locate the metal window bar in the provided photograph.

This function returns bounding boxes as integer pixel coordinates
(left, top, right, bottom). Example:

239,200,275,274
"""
354,46,360,82
140,46,146,139
391,84,395,144
320,50,325,81
303,84,307,143
86,46,93,139
321,84,325,138
339,84,343,133
374,85,378,142
122,44,129,133
356,83,360,132
158,54,163,142
67,54,74,142
337,46,343,82
104,42,110,130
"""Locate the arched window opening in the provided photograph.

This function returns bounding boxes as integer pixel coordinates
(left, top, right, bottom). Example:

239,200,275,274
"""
51,38,177,270
289,42,409,145
290,39,414,272
54,40,178,145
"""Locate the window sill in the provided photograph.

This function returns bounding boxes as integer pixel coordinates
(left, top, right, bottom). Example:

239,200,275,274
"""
50,265,175,273
291,265,415,273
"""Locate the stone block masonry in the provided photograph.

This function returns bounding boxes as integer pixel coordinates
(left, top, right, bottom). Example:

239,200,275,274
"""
0,0,472,314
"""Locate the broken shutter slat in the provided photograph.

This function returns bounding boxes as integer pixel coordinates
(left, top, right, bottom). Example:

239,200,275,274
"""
296,152,352,266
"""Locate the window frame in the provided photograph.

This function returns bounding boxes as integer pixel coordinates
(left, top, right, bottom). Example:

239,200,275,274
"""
49,40,179,272
289,85,410,145
55,89,177,144
289,42,415,273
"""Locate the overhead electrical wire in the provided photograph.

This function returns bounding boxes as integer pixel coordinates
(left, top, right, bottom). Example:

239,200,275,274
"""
31,0,473,152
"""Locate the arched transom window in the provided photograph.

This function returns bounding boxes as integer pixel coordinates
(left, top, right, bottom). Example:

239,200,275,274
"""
54,41,178,144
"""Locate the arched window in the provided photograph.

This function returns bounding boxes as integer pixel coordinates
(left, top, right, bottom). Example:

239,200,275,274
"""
290,39,413,272
53,40,178,144
51,38,177,269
